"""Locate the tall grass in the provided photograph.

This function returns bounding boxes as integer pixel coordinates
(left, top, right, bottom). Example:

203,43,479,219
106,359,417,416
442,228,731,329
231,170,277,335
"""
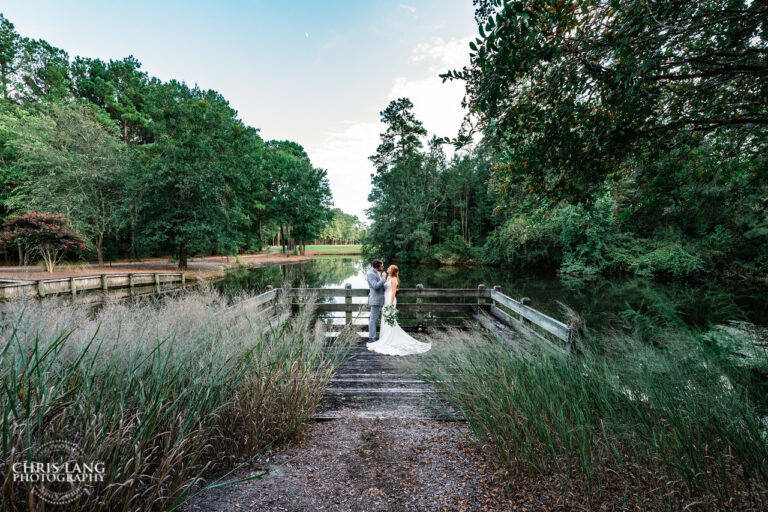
421,323,768,509
0,288,351,510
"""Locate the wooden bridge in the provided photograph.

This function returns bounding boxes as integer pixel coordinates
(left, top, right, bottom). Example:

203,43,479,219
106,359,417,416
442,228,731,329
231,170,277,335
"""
0,272,187,302
240,284,573,420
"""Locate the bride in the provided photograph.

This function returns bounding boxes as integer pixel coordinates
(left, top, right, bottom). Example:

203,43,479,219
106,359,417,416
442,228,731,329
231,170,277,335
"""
366,265,431,356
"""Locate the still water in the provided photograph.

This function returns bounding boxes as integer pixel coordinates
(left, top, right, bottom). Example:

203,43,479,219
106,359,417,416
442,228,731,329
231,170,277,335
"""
216,257,768,332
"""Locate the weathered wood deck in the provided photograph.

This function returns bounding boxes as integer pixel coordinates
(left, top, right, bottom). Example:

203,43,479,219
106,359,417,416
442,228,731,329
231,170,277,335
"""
241,284,573,420
0,272,186,300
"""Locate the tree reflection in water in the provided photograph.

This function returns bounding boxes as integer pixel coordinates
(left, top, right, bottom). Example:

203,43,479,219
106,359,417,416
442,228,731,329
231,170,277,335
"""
216,257,768,334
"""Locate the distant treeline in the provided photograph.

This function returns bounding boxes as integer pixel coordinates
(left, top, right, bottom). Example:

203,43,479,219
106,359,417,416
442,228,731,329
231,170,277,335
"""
0,14,361,269
364,1,767,278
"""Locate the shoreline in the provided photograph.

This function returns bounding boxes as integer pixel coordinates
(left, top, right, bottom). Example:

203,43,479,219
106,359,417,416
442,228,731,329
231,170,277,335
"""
0,251,361,283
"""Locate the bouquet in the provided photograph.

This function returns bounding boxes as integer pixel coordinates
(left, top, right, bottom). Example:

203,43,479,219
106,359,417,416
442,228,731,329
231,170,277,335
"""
382,305,398,326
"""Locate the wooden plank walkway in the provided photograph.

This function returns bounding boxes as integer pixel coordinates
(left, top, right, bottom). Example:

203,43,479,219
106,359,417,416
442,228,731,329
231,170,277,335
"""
315,338,461,420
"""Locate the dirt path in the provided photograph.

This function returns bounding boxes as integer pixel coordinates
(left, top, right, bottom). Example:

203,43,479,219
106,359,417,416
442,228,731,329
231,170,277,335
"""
185,413,509,512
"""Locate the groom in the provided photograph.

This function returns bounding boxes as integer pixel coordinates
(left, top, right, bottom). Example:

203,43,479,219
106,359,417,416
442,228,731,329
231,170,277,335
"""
367,259,387,342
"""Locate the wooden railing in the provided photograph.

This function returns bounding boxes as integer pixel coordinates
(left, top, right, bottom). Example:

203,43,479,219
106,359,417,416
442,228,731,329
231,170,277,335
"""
489,288,571,343
279,284,572,345
0,273,186,300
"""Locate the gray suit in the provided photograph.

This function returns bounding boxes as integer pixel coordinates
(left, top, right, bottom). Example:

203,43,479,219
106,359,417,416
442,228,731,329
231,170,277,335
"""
367,267,386,340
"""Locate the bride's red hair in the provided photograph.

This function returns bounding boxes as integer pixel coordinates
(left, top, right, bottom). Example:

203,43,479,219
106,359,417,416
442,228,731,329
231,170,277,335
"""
389,265,399,278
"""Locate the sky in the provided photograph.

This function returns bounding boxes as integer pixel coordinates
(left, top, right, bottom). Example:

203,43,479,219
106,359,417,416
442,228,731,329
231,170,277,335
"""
1,0,478,221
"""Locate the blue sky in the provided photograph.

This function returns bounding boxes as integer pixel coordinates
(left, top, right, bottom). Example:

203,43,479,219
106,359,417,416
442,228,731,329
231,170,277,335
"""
2,1,478,220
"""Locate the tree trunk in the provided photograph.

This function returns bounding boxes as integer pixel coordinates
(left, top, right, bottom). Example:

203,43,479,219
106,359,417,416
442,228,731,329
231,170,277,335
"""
280,223,287,254
178,241,188,270
1,62,7,101
97,234,104,267
17,241,23,266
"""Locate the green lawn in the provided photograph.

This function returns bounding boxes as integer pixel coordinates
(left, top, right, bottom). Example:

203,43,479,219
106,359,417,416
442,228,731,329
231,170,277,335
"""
269,244,361,254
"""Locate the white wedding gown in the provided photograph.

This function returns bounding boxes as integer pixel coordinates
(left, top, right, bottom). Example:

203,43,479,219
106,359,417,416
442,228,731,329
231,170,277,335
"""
366,278,431,356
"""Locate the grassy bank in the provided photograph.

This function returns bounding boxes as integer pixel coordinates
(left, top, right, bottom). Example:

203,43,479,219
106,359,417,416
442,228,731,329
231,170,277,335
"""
421,324,768,509
0,289,352,510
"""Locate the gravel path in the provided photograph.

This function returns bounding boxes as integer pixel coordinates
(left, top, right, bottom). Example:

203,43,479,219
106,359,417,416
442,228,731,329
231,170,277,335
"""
184,412,509,512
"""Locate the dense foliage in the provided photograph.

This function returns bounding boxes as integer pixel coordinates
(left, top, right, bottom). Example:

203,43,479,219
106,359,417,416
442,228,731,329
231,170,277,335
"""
0,14,345,269
366,0,767,277
316,208,365,245
364,98,496,263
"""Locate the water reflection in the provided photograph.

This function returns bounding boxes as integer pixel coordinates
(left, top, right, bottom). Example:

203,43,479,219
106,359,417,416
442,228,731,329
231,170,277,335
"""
215,257,768,331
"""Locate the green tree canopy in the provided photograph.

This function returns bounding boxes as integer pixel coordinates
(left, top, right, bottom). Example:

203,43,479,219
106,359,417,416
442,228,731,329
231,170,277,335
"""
70,55,152,143
2,101,129,265
137,81,251,269
266,141,333,255
446,0,768,205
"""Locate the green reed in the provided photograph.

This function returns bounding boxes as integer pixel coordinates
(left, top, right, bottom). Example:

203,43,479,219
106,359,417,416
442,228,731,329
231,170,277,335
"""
0,287,351,511
421,324,768,509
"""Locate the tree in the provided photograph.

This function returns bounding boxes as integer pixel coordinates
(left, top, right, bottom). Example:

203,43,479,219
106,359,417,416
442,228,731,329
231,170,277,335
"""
4,101,129,265
70,56,152,143
290,165,333,254
1,211,85,272
446,0,768,205
366,100,447,262
370,98,427,172
0,14,21,102
265,141,333,255
317,209,364,244
137,81,249,270
0,15,71,103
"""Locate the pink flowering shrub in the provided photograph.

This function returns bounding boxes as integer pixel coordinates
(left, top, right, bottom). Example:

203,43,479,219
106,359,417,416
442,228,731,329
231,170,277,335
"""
2,212,87,272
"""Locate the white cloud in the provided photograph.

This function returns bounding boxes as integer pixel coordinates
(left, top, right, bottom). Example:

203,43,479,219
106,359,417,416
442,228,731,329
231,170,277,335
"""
391,36,472,143
306,122,381,220
307,36,473,220
400,4,417,14
410,36,472,72
305,32,309,38
387,74,466,141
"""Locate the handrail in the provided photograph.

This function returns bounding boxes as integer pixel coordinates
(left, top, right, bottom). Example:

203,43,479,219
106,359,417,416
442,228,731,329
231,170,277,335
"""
489,289,570,343
285,287,489,298
0,272,186,299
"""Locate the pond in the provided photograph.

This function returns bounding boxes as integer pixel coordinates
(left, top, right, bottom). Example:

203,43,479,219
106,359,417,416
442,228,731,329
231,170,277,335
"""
216,257,768,333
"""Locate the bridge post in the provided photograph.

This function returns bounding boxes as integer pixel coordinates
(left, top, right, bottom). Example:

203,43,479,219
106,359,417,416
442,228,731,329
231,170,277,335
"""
283,284,292,316
37,280,45,298
129,274,135,295
492,285,501,308
416,284,424,332
521,297,532,326
265,285,274,312
345,283,352,325
70,277,77,298
154,273,161,293
102,274,109,291
477,284,487,306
